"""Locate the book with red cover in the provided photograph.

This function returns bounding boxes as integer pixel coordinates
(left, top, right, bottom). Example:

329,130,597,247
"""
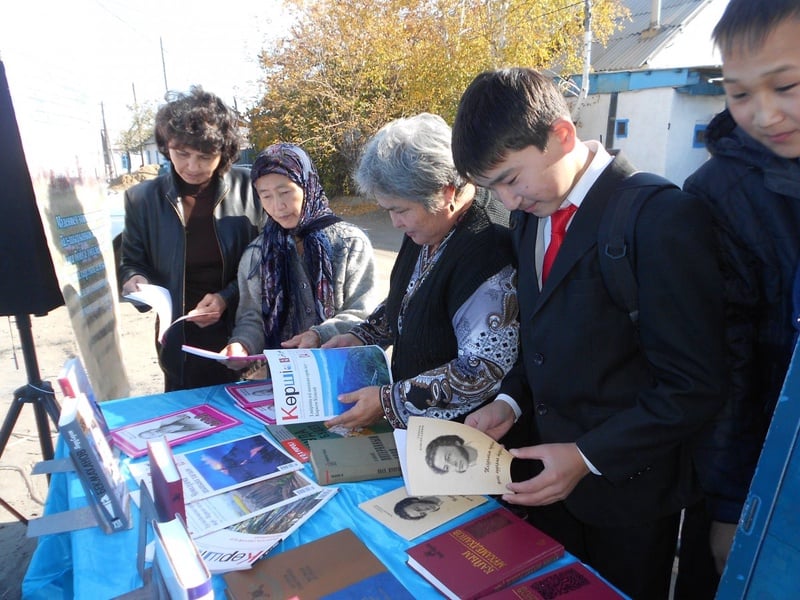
147,437,186,522
481,562,625,599
406,507,565,600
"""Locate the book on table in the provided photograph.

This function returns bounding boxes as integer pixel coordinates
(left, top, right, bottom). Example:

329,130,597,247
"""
57,356,108,435
147,437,185,522
109,403,241,458
309,430,401,484
223,527,414,599
57,393,132,534
225,380,277,425
129,432,303,505
395,415,515,495
194,486,338,574
481,562,625,599
266,417,393,463
358,485,488,541
405,506,565,600
152,513,213,600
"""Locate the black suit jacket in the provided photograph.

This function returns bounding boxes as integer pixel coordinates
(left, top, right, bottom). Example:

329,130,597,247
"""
500,155,726,527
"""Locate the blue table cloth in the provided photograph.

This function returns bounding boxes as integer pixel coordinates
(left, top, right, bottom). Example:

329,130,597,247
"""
22,384,596,599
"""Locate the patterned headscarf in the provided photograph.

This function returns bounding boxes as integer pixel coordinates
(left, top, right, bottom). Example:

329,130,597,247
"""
250,143,341,348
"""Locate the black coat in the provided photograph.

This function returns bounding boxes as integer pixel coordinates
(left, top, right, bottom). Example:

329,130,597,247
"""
502,155,726,527
684,109,800,522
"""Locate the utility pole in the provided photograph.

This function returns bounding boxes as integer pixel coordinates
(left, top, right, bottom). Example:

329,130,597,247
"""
100,102,117,181
132,83,144,168
160,37,169,94
572,0,593,122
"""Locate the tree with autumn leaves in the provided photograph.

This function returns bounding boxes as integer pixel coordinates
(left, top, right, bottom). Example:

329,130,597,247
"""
248,0,629,194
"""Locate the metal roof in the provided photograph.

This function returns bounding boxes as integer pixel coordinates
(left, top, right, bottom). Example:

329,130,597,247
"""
590,0,708,71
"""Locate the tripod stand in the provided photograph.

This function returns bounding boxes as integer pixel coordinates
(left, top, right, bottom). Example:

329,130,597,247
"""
0,314,61,524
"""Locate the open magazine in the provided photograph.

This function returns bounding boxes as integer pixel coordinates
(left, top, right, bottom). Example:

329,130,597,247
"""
183,345,392,424
266,346,391,424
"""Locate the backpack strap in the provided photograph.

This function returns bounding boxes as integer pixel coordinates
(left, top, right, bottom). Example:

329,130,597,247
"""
598,172,677,325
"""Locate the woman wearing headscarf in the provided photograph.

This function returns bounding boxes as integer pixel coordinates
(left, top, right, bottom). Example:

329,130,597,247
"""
222,143,378,364
323,113,519,430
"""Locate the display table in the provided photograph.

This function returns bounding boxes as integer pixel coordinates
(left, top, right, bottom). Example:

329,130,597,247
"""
22,384,611,599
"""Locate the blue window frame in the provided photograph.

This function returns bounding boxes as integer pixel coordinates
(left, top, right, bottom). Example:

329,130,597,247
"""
615,119,629,138
693,123,708,148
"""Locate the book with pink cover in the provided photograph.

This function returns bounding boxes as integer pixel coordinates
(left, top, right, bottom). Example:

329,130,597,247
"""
110,404,241,458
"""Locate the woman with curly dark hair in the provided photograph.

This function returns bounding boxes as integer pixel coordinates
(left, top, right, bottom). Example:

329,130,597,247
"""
119,86,264,391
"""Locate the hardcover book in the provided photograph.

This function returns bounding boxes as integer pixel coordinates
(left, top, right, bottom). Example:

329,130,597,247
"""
481,562,625,599
57,393,132,534
359,485,487,540
109,404,241,458
309,430,401,485
223,528,414,599
225,380,274,408
153,514,213,600
147,437,185,522
405,507,565,600
129,433,303,505
266,418,393,463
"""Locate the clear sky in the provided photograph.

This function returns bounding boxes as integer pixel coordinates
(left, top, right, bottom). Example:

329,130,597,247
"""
1,0,288,177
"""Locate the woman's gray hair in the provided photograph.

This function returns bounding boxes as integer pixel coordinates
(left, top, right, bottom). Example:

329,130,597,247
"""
355,113,466,211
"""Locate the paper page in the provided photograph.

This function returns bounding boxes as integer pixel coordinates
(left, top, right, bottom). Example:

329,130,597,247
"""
182,345,266,362
124,283,172,342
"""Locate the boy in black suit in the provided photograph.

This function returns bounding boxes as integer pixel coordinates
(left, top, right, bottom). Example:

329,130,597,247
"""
676,1,800,597
451,67,726,599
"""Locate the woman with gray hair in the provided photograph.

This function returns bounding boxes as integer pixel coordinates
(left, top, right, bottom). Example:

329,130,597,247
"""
324,113,519,429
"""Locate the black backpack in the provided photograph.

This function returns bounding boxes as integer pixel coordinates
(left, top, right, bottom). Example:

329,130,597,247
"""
598,172,678,325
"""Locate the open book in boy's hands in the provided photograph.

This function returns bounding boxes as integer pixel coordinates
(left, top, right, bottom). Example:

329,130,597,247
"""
124,283,218,343
181,345,266,363
395,416,514,496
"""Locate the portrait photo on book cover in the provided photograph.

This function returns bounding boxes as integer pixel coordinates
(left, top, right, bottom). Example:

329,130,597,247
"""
425,434,479,475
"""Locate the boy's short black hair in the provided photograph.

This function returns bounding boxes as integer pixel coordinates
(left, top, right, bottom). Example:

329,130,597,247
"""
713,0,800,57
451,67,570,180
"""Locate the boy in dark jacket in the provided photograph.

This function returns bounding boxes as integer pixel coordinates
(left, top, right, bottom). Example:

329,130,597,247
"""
678,1,800,596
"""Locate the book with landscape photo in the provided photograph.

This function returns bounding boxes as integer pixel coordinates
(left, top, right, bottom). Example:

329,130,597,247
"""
194,486,338,573
152,513,213,600
185,469,322,536
309,430,401,485
109,404,241,458
359,485,488,540
267,345,391,424
58,393,132,534
129,432,303,504
481,562,625,600
395,416,514,495
224,527,414,599
147,437,185,522
405,507,565,600
267,418,394,463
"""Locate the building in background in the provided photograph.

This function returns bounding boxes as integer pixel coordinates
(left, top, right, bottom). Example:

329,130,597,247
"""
564,0,729,185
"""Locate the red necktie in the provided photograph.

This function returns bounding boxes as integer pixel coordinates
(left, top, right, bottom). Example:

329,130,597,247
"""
542,204,577,283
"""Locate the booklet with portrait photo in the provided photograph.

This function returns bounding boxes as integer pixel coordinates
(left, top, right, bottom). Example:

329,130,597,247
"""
358,485,488,540
395,416,514,496
109,404,241,458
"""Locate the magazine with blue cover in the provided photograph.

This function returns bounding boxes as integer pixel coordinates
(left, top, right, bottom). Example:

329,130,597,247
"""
267,345,392,424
